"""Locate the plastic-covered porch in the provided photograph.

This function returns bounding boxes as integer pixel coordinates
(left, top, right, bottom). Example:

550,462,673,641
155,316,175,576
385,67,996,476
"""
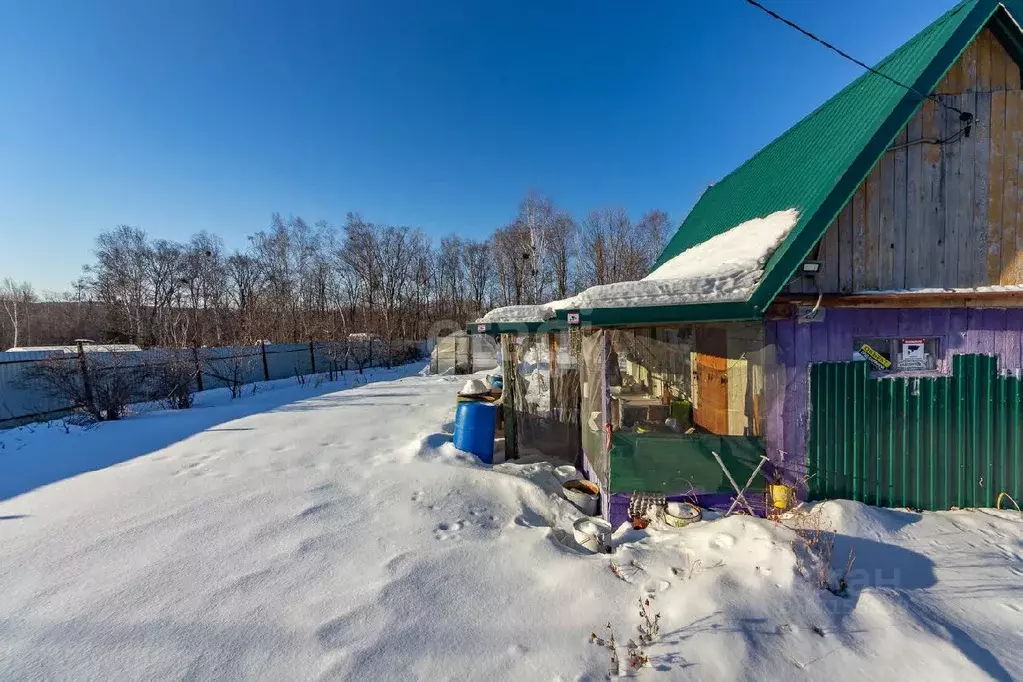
577,322,773,526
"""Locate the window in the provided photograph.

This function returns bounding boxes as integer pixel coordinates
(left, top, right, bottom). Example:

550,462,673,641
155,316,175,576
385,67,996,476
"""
852,337,940,373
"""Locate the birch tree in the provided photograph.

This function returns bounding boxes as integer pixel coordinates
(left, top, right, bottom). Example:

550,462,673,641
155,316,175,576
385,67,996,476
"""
0,278,35,349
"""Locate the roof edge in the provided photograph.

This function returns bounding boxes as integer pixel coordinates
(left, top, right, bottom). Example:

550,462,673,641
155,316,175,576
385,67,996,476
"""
565,301,761,329
466,320,570,336
650,0,981,273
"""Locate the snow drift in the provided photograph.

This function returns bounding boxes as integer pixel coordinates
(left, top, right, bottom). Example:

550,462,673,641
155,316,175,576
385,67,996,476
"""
1,366,1020,680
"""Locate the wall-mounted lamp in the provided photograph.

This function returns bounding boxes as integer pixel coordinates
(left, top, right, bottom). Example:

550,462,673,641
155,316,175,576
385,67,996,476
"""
801,261,822,276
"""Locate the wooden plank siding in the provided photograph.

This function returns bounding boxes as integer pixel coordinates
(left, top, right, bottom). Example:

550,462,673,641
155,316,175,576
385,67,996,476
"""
1001,90,1019,284
1017,90,1023,282
989,89,1006,281
800,27,1023,294
972,92,991,285
935,28,1021,94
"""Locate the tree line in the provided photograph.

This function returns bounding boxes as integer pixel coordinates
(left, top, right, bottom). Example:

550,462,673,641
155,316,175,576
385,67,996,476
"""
0,192,670,349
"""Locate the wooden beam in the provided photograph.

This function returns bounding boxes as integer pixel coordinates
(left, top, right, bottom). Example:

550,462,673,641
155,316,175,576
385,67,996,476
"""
773,291,1023,310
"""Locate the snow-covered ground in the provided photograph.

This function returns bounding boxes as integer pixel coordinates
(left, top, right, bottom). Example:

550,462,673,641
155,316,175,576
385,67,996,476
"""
1,365,1021,681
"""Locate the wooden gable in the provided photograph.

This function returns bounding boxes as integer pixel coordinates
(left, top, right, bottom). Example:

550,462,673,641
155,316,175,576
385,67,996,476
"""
793,27,1023,294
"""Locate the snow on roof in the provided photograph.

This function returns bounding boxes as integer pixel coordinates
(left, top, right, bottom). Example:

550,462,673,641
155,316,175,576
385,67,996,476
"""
574,209,801,310
479,295,580,324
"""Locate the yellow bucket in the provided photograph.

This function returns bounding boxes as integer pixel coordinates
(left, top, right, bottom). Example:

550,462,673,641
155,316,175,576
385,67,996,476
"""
769,484,792,510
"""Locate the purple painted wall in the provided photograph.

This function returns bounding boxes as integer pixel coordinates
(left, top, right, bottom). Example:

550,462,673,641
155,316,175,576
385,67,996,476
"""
765,307,1023,482
606,491,767,528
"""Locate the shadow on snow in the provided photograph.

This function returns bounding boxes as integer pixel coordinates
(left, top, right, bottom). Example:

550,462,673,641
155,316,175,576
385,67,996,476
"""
0,363,427,503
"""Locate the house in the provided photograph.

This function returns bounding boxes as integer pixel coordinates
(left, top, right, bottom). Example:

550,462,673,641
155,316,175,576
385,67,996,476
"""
477,0,1023,524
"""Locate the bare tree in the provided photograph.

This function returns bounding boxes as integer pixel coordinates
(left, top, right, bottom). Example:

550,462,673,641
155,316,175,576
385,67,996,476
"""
225,251,263,341
545,212,577,299
0,278,35,349
462,239,491,318
515,191,557,303
17,196,672,352
577,207,670,288
86,225,151,343
490,221,531,306
636,209,671,270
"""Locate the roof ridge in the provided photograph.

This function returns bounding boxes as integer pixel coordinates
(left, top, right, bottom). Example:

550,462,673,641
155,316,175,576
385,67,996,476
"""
748,0,1003,309
682,0,978,236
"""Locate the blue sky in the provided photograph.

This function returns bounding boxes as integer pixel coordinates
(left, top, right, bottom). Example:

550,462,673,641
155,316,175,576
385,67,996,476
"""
0,0,958,291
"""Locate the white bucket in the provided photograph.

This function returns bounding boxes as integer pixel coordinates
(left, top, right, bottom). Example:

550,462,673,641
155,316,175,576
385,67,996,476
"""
562,480,600,516
554,465,581,484
573,517,612,553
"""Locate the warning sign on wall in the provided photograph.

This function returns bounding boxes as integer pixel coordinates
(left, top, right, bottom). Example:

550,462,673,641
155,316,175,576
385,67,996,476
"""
898,338,929,370
859,343,892,370
901,339,925,359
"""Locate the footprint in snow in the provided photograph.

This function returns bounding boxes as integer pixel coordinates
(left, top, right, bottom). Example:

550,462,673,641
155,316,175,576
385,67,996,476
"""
434,521,464,540
298,502,334,519
712,533,736,549
173,454,219,477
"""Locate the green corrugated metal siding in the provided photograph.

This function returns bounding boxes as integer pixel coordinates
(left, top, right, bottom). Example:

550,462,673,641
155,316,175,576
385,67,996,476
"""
808,355,1023,510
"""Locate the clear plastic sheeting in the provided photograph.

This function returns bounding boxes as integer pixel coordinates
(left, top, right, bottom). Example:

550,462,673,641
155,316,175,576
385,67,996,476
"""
579,323,769,497
509,331,581,466
603,324,764,437
581,329,608,487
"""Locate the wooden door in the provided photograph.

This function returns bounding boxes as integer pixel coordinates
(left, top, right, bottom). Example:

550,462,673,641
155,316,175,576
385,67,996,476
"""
693,328,730,434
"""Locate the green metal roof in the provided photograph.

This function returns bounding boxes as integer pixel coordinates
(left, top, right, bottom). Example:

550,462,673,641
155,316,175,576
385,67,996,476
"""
641,0,1017,319
557,301,760,328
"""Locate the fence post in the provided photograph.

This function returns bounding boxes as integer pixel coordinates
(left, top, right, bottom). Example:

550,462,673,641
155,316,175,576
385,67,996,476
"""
260,340,270,381
76,340,96,417
192,344,204,392
309,341,316,374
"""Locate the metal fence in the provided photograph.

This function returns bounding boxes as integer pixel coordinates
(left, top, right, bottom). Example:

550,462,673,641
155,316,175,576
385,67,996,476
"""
0,340,427,428
808,354,1022,510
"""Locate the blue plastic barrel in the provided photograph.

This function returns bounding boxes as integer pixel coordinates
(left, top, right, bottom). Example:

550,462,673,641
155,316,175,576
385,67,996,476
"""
452,401,496,463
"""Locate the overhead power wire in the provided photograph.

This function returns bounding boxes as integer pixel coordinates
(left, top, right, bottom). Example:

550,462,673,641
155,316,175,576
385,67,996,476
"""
740,0,974,128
